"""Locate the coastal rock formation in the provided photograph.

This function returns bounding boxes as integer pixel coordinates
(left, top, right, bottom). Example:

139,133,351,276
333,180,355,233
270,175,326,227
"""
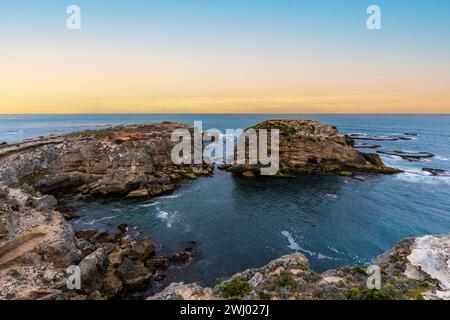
354,143,381,149
377,150,435,161
0,122,212,197
422,168,450,176
151,233,450,300
222,119,400,176
349,134,413,141
0,123,211,299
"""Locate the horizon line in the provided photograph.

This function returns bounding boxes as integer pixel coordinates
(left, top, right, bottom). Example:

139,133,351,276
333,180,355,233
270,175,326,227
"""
2,113,450,116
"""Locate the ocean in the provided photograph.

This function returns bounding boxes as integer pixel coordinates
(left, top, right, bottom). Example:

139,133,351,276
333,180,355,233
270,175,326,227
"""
1,114,450,288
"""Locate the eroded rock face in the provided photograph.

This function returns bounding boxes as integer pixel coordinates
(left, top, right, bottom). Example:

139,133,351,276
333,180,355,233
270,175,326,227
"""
0,122,211,299
0,122,212,197
222,119,400,176
150,234,450,300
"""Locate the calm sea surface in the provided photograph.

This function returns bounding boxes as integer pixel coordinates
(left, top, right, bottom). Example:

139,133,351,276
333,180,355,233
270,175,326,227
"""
1,114,450,287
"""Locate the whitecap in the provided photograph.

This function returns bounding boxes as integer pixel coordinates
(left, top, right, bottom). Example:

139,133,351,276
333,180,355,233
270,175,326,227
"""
316,253,335,260
328,246,339,253
138,201,160,208
396,171,450,185
435,156,450,161
3,130,24,135
156,208,178,228
157,194,180,199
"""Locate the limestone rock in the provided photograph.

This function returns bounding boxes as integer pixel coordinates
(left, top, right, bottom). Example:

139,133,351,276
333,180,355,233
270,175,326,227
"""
78,248,109,290
223,119,401,176
115,258,152,289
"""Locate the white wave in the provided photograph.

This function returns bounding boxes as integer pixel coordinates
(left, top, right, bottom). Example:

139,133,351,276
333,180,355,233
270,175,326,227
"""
156,208,178,228
328,246,339,253
157,194,180,199
281,231,337,260
138,201,160,208
325,193,338,199
435,156,450,161
3,130,24,135
316,253,335,260
396,171,450,185
82,215,116,225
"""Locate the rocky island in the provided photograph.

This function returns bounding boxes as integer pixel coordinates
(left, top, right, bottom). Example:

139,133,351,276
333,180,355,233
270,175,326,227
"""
0,120,448,300
221,119,401,177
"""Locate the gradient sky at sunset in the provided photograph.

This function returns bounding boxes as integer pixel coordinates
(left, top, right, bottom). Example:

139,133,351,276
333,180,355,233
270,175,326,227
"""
1,0,449,114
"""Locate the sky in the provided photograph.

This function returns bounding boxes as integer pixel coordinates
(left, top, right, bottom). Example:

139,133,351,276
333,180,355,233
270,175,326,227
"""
0,0,449,114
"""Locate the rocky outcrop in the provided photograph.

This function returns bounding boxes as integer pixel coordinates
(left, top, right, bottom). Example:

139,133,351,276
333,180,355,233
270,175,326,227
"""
0,122,212,197
377,150,435,161
151,233,450,300
349,134,413,141
354,143,381,149
0,122,211,299
222,119,400,176
422,168,450,176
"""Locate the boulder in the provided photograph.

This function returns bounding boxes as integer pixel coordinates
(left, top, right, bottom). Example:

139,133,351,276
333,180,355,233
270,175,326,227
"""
90,229,112,244
31,195,57,213
75,229,97,241
126,188,149,198
78,248,109,290
115,258,152,288
102,269,124,298
130,238,156,260
76,239,96,257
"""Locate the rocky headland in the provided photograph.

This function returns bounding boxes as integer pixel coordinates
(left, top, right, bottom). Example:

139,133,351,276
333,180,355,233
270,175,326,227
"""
0,122,211,299
0,120,448,300
220,119,401,177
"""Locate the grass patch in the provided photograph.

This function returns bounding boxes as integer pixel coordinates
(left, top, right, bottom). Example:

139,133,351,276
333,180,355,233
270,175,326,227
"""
213,280,251,298
276,270,297,288
258,292,272,300
352,266,368,276
346,288,389,300
184,171,198,180
406,288,424,300
252,124,298,135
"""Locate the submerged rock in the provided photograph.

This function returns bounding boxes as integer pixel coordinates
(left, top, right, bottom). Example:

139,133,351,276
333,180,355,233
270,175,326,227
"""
354,143,381,149
349,134,413,141
377,150,435,161
422,168,450,176
223,119,400,176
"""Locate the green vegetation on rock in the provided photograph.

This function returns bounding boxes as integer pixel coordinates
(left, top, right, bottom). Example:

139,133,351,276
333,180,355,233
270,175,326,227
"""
184,171,198,179
346,288,389,300
213,279,251,298
276,270,297,288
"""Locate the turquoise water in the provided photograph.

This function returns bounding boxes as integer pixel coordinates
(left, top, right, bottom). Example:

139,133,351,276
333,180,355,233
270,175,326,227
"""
2,114,450,287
